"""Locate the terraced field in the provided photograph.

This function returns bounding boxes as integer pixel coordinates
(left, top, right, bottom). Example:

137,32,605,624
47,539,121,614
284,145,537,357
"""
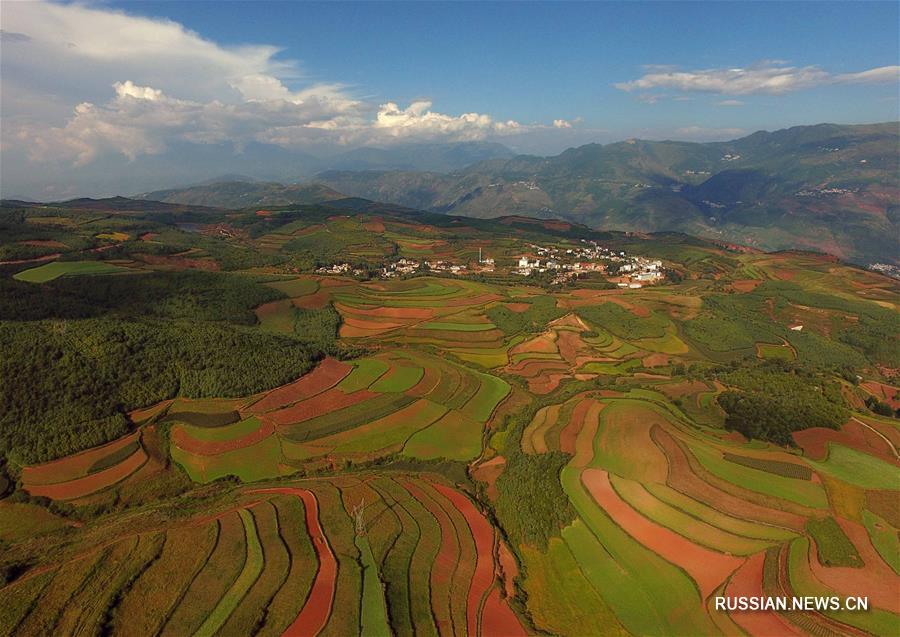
3,211,899,637
0,475,523,637
164,351,509,481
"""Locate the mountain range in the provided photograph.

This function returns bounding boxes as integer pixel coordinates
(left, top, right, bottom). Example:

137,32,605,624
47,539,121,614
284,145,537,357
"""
140,122,898,264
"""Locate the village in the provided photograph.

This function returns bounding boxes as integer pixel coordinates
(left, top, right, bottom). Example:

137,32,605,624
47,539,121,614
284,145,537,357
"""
512,240,666,287
317,240,666,287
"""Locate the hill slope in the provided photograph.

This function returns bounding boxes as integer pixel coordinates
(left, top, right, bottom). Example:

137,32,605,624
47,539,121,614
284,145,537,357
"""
316,123,899,264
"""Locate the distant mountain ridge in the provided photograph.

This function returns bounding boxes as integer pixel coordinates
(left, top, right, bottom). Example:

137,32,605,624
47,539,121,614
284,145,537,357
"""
136,182,346,209
315,122,899,264
129,123,898,264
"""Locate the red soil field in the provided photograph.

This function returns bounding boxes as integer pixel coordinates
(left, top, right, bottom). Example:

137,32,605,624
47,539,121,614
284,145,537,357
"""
583,469,744,600
861,381,900,409
731,279,762,293
503,302,530,313
251,358,351,413
363,219,385,232
497,539,519,597
481,588,527,637
510,334,558,356
250,487,337,637
432,483,495,637
128,399,174,423
773,268,797,281
172,419,276,456
507,359,568,378
558,399,602,455
335,303,433,319
529,373,568,395
407,364,442,398
793,420,898,464
653,427,808,532
724,552,802,637
22,430,142,486
556,330,586,366
605,296,651,318
270,388,376,427
342,316,406,331
859,415,900,449
340,324,390,338
293,290,333,309
471,455,506,501
808,518,900,612
659,380,709,400
402,480,459,636
26,447,147,500
642,353,670,367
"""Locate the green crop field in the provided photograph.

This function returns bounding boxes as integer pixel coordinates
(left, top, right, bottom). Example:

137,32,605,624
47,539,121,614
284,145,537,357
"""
13,260,132,282
3,195,899,637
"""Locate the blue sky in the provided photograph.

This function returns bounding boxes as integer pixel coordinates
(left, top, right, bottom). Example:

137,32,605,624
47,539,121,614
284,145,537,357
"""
103,0,899,137
1,1,897,197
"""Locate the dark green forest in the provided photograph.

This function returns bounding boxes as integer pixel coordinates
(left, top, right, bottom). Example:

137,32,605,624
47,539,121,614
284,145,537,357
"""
0,271,339,467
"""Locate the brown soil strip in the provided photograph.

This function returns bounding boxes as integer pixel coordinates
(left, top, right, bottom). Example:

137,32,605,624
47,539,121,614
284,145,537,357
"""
249,487,337,637
250,358,351,413
583,468,744,600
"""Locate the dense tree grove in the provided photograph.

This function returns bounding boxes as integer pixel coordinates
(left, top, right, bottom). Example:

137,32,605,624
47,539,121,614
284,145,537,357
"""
495,450,574,548
487,296,565,336
716,361,849,445
0,271,283,323
0,271,340,467
0,319,322,466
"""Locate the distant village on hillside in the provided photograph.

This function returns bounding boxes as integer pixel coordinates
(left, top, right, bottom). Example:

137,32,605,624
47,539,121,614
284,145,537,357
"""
317,238,666,287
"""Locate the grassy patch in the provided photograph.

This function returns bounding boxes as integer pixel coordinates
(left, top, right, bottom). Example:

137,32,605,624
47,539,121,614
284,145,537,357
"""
809,444,900,490
722,452,812,480
862,510,900,575
88,440,141,473
338,359,390,392
370,365,424,393
13,261,130,283
195,508,265,637
356,535,391,637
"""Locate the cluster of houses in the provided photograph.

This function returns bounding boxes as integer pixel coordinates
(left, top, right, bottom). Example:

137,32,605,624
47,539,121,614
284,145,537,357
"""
513,240,666,288
612,256,665,288
315,262,366,276
869,263,900,280
795,187,859,198
380,258,473,278
315,240,667,288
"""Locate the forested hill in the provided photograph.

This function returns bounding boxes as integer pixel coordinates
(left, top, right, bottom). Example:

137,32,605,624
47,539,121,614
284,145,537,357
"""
315,122,899,265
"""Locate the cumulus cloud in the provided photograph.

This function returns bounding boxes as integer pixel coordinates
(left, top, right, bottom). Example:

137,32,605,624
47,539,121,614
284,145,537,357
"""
2,1,563,167
372,101,522,140
553,119,573,129
615,63,900,95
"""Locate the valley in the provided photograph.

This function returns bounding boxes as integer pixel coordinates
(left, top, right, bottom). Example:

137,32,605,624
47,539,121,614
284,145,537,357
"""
0,196,897,636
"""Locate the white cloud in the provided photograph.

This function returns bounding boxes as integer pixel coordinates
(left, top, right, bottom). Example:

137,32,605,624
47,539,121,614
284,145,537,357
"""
114,81,164,101
615,63,900,95
553,119,573,129
2,1,562,167
716,99,744,107
372,100,522,140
